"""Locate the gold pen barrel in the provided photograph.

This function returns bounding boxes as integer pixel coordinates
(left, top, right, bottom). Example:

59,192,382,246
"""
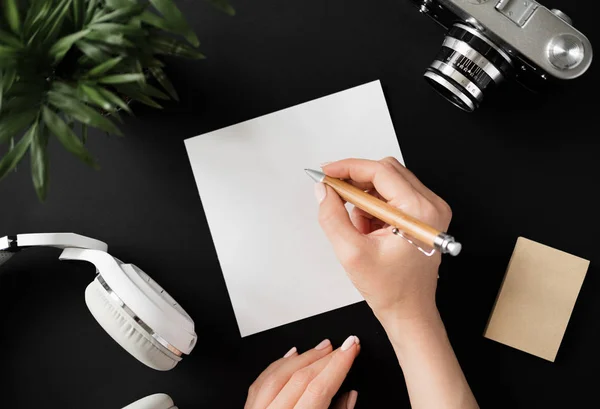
304,169,461,256
323,176,441,246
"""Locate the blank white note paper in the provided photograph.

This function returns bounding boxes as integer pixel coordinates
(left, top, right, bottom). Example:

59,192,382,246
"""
185,80,404,337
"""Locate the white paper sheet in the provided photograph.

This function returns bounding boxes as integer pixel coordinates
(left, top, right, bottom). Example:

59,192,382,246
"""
184,80,404,337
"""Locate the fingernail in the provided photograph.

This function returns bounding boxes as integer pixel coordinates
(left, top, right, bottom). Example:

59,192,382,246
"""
314,182,326,203
314,339,331,350
283,347,297,358
341,335,359,351
320,161,331,167
347,390,358,409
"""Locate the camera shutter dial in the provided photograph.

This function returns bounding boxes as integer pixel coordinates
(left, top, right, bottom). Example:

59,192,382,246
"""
547,34,585,70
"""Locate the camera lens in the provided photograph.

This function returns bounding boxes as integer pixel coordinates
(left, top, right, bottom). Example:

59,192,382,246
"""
424,23,513,112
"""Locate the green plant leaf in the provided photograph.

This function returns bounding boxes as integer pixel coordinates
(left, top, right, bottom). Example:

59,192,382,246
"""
42,105,98,168
139,10,172,31
90,22,144,36
47,91,122,135
29,119,49,201
86,56,124,77
149,67,178,101
205,0,236,16
37,0,73,43
0,71,3,113
49,29,91,63
93,5,145,24
0,109,37,143
106,0,137,8
98,73,145,84
115,84,162,109
150,36,205,59
0,124,35,182
5,80,45,99
23,0,52,39
109,109,123,123
0,45,18,60
142,84,169,100
80,83,113,111
51,81,78,97
0,68,15,112
76,39,111,62
73,0,83,29
1,67,16,91
81,123,88,143
0,29,22,48
1,95,41,114
0,67,18,112
128,14,142,28
147,58,165,68
3,0,21,34
133,58,146,85
148,0,199,47
85,0,99,24
97,87,132,113
85,30,134,48
65,114,75,129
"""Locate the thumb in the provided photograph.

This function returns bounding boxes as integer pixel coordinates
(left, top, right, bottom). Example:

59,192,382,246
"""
316,183,364,253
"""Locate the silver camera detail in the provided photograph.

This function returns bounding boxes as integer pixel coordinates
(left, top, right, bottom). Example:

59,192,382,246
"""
411,0,593,112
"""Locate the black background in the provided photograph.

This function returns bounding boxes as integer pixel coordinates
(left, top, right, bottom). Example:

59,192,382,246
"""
1,0,599,407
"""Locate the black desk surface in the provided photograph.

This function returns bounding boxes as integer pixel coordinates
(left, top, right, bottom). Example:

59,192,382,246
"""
2,0,599,407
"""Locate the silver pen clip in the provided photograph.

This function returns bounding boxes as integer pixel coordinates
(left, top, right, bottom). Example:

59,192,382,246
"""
392,228,436,257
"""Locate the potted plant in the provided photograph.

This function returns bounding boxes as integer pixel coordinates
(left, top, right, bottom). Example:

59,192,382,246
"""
0,0,234,200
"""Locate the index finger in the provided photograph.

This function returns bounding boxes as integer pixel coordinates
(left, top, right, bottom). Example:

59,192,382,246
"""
323,158,418,205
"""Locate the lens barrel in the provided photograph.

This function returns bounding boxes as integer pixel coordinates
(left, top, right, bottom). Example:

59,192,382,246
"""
424,23,513,112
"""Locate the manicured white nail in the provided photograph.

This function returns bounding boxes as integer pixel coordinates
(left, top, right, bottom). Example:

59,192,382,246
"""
315,339,331,350
341,335,359,351
347,390,358,409
283,347,297,358
320,161,331,167
314,182,326,203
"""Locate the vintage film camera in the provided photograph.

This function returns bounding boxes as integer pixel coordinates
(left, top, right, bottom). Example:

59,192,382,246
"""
409,0,593,112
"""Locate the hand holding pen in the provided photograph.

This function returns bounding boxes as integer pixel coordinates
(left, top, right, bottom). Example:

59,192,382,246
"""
309,158,478,409
307,157,454,320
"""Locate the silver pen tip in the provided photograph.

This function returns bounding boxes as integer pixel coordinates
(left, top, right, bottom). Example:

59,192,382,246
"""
304,168,326,183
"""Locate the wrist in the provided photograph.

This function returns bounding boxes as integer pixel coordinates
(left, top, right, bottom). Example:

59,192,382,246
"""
375,301,445,351
374,297,439,329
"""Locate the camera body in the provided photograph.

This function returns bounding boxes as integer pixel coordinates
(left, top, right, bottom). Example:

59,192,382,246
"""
410,0,593,111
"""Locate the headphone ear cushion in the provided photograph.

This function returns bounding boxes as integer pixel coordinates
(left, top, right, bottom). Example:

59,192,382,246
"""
121,394,176,409
85,279,181,371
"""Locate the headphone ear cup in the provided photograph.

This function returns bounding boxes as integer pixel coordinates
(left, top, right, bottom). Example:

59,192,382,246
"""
121,394,176,409
85,279,181,371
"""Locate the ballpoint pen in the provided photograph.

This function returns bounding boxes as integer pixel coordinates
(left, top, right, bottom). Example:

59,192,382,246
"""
305,169,462,256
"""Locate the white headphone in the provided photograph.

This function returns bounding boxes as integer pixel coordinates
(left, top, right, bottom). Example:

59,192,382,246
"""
1,233,197,409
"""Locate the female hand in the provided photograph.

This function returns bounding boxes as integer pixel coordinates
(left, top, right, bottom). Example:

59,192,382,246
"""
245,336,360,409
316,157,453,322
315,159,479,409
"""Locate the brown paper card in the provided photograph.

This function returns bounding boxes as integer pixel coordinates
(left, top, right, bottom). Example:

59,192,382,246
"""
484,237,590,362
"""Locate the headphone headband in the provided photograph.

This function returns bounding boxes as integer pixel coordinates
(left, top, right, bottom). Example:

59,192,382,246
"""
0,233,108,268
0,233,108,252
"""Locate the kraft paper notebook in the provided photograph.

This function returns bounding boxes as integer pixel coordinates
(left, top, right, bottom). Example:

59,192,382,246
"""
184,80,404,337
484,237,590,362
